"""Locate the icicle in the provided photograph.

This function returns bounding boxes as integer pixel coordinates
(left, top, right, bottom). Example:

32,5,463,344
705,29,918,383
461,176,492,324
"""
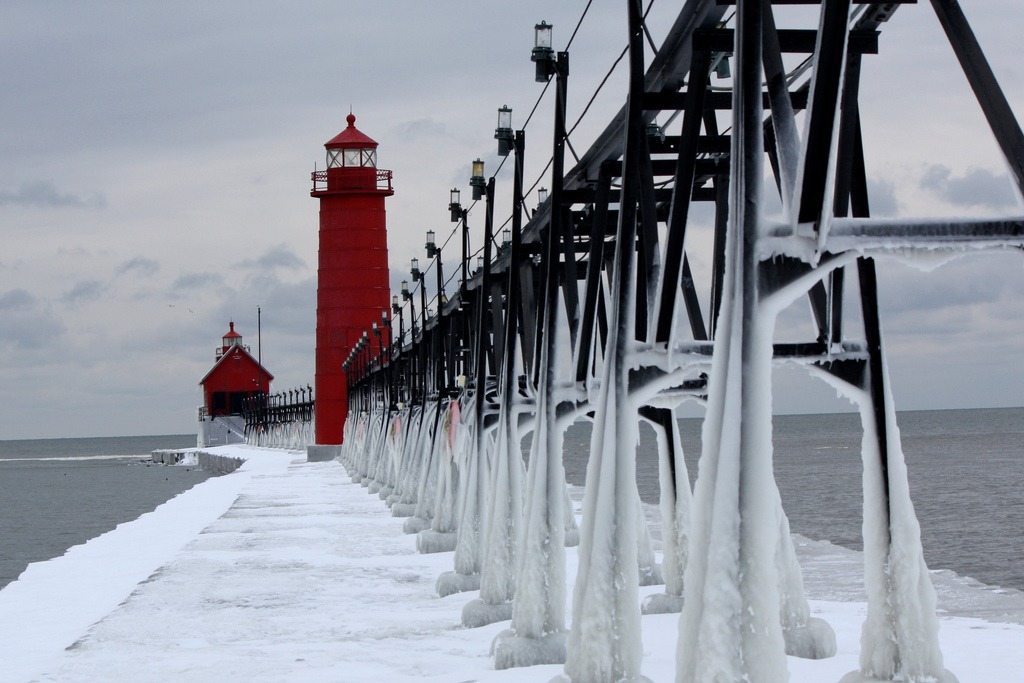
642,409,691,615
838,376,958,683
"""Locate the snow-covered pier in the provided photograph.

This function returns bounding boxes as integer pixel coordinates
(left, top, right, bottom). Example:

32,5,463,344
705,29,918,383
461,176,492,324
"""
0,444,1022,682
151,447,246,474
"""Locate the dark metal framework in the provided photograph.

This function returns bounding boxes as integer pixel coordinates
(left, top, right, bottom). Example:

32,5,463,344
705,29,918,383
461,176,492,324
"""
339,0,1022,674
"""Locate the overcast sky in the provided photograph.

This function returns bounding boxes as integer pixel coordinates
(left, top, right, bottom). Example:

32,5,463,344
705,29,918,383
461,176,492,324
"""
2,2,1022,440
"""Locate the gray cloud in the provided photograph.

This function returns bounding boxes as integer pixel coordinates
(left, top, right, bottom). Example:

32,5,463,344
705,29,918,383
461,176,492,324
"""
60,280,106,305
116,257,160,276
866,177,899,217
235,244,305,271
391,118,450,144
919,165,1017,210
0,289,65,349
0,181,106,209
172,271,226,291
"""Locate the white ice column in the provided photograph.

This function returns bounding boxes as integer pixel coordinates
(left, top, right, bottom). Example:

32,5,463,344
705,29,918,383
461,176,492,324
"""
839,354,957,683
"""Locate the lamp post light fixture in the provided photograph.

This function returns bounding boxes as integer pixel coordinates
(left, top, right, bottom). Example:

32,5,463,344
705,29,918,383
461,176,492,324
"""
531,20,556,82
495,105,513,157
425,230,438,258
470,159,486,200
476,256,484,271
411,258,421,281
449,188,462,222
392,296,405,348
401,279,410,301
502,228,511,248
538,187,549,207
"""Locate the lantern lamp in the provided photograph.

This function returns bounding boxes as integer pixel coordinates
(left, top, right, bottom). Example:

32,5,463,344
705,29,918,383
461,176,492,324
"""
538,187,549,207
714,54,731,79
449,187,461,222
381,309,389,325
502,229,511,247
372,321,378,332
477,256,484,271
495,106,513,157
426,230,437,257
401,279,410,301
470,158,486,200
411,258,421,280
531,21,556,82
392,295,400,312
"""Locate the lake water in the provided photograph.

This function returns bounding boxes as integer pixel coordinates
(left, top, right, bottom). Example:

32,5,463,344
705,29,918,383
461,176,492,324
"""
0,434,210,589
2,408,1021,594
562,407,1024,591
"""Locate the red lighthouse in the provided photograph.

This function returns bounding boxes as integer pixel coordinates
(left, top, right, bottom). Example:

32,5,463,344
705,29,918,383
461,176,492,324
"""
197,321,273,446
309,113,393,452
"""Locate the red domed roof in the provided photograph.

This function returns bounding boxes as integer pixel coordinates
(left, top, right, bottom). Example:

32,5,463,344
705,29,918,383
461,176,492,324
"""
223,321,241,339
325,113,378,149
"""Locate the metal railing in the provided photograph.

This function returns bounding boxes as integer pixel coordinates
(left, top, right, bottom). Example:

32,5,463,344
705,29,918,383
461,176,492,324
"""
310,168,393,193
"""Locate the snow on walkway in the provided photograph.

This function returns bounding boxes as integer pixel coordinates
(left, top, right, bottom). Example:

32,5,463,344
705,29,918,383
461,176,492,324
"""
2,445,1023,682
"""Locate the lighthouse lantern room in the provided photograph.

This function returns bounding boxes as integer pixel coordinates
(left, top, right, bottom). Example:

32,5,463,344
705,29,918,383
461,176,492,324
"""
308,113,393,457
198,321,273,446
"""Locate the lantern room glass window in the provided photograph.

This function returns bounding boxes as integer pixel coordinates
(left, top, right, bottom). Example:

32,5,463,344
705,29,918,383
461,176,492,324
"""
326,147,377,168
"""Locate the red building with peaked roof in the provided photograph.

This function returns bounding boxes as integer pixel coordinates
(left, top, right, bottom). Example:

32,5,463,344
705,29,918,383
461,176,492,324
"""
198,322,273,445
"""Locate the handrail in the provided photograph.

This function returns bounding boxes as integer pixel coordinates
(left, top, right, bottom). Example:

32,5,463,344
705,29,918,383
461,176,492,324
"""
310,168,393,192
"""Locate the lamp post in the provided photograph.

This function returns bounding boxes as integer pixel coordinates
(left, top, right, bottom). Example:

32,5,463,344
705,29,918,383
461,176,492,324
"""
426,230,448,395
373,320,385,408
495,106,513,157
531,19,575,382
449,188,461,223
402,279,416,339
531,20,555,82
470,159,486,200
392,295,404,349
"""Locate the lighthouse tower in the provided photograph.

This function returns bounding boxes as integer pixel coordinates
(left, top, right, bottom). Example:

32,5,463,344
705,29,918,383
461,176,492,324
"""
309,113,393,455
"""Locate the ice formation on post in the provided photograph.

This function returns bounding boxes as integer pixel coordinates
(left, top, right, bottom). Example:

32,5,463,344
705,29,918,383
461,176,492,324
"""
461,394,523,628
562,19,647,674
830,342,957,683
417,401,461,555
675,0,834,676
435,401,487,597
493,275,570,667
389,406,423,517
640,410,691,615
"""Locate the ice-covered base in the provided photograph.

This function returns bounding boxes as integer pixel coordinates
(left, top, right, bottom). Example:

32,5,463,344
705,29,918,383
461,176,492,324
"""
838,669,960,683
638,564,663,587
435,570,480,597
305,444,340,462
403,515,431,534
641,592,684,615
377,486,392,500
785,617,838,659
416,529,457,554
367,481,382,494
492,629,566,669
551,673,653,683
359,478,370,488
462,598,513,628
390,502,417,517
5,446,1021,682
